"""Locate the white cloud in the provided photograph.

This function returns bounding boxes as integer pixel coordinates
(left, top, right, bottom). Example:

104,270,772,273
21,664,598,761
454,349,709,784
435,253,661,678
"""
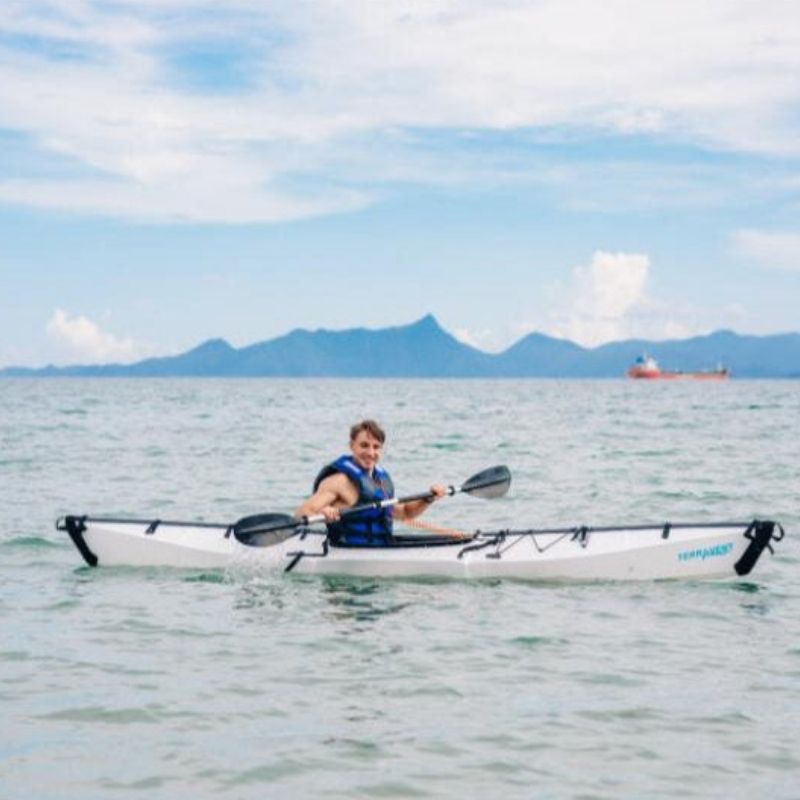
548,251,650,346
46,309,146,363
733,229,800,272
0,177,369,224
453,326,497,352
526,252,757,346
0,1,799,222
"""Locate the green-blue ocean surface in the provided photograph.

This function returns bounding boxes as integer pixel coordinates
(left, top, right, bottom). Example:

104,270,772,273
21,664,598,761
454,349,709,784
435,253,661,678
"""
1,378,798,799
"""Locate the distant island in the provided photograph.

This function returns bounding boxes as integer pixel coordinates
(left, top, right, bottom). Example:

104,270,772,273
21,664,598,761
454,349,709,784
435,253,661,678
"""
2,315,799,378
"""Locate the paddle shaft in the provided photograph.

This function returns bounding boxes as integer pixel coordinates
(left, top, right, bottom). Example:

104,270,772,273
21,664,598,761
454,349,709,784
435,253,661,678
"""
297,485,457,527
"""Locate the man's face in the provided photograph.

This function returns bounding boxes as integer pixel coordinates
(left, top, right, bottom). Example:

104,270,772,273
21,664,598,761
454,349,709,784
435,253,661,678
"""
350,430,383,472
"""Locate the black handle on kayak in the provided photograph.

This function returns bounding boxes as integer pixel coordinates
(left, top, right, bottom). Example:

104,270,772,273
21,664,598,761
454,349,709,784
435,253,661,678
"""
233,465,511,546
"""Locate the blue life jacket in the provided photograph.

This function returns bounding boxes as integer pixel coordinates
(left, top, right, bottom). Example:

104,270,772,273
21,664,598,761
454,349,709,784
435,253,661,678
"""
313,455,395,546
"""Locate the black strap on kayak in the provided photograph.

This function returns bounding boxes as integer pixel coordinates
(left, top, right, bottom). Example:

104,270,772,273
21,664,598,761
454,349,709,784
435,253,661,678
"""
458,532,505,559
571,526,590,548
734,520,784,576
662,523,671,540
58,515,98,567
145,519,161,535
490,531,542,559
285,538,329,573
459,529,575,559
284,552,304,572
526,531,571,554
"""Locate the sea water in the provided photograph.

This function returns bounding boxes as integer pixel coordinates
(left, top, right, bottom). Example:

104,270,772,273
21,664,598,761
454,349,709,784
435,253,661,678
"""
0,378,798,799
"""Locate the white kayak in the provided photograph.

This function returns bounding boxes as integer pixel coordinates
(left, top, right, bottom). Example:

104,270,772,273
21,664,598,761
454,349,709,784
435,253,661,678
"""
57,514,784,582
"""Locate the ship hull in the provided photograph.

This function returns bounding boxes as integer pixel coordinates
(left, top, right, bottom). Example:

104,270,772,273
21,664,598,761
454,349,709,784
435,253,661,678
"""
627,368,729,380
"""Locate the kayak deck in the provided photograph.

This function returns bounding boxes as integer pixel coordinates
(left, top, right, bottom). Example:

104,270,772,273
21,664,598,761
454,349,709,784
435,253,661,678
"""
56,515,784,582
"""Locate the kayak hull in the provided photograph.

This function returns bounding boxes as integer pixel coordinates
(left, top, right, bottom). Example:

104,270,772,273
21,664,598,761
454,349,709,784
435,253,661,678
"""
58,516,783,582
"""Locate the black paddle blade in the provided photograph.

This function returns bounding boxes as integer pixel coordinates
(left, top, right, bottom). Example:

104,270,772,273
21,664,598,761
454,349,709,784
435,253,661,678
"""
233,512,299,547
461,465,511,499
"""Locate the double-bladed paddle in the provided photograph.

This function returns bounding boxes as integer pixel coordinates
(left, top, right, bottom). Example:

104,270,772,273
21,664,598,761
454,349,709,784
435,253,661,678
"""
233,464,511,547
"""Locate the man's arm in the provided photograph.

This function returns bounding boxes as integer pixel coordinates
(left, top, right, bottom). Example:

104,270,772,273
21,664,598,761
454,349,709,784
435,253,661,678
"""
393,484,447,521
295,473,356,521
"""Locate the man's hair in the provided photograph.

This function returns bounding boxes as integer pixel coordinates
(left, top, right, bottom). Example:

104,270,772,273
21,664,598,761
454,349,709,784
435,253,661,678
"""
350,419,386,444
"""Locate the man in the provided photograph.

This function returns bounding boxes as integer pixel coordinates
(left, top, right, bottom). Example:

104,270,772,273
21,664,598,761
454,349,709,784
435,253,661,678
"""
295,419,446,546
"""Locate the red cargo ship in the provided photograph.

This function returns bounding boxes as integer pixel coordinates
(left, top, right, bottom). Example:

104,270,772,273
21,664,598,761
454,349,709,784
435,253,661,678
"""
627,355,729,380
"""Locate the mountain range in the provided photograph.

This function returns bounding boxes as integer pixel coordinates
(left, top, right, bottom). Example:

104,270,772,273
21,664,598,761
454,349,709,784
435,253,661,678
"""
3,315,799,378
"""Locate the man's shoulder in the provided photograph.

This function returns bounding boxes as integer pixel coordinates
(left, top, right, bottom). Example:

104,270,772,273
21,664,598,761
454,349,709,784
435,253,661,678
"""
319,469,351,486
315,456,352,485
318,470,358,501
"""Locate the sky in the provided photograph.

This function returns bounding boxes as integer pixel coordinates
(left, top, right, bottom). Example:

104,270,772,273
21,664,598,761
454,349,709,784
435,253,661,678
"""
1,0,799,367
